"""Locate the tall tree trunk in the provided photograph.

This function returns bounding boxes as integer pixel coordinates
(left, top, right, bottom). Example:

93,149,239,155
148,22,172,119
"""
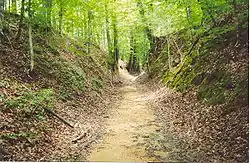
84,10,88,41
185,5,194,38
127,31,139,73
112,1,119,73
136,57,140,72
48,0,52,27
59,0,63,34
232,0,239,45
28,0,34,72
87,9,92,54
127,33,134,72
0,0,4,37
136,0,156,70
136,0,155,46
96,32,100,46
29,25,34,71
112,17,119,72
4,0,7,10
45,0,52,28
105,3,111,56
167,38,172,70
8,0,10,11
15,0,25,40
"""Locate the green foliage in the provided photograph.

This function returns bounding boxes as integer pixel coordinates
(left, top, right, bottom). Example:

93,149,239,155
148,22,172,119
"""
37,55,85,94
0,93,5,104
196,72,231,105
58,89,72,101
1,132,39,140
91,78,103,92
4,89,54,118
3,0,248,69
197,85,226,105
226,74,249,105
173,68,196,92
56,62,85,91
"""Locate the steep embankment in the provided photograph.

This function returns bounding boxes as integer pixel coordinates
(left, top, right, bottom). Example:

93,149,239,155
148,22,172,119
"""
146,28,248,162
0,14,117,161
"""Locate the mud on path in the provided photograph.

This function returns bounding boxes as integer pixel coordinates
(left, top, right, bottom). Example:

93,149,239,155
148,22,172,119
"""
87,70,161,162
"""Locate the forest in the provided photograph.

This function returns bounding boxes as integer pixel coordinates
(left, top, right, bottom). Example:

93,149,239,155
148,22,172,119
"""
0,0,249,162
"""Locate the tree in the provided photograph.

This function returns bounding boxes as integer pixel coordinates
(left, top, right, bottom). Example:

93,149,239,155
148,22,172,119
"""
58,0,63,34
105,2,112,58
112,8,119,72
45,0,53,28
16,0,25,40
28,0,34,71
0,0,4,37
87,9,92,54
3,0,247,75
136,0,155,70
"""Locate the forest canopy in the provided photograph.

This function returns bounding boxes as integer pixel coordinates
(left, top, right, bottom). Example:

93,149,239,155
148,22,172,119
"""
1,0,248,72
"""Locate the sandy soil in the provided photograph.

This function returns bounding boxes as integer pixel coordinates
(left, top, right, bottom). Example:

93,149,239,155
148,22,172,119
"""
87,69,160,162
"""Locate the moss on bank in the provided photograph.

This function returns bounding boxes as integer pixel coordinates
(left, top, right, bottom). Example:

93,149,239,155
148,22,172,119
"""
149,28,248,106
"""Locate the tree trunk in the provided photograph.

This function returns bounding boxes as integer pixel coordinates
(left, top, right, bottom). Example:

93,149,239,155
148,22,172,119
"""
173,38,184,64
8,0,11,12
0,0,4,38
136,0,156,70
127,33,134,72
232,0,239,45
29,25,34,71
137,0,155,48
185,5,194,37
45,0,52,28
112,19,119,72
132,52,137,73
112,1,119,73
167,38,172,70
16,0,25,40
28,0,34,72
84,10,88,41
105,3,111,57
127,31,139,73
87,9,92,54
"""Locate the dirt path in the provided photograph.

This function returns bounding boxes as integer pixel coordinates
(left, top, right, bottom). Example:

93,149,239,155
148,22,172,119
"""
87,70,160,162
